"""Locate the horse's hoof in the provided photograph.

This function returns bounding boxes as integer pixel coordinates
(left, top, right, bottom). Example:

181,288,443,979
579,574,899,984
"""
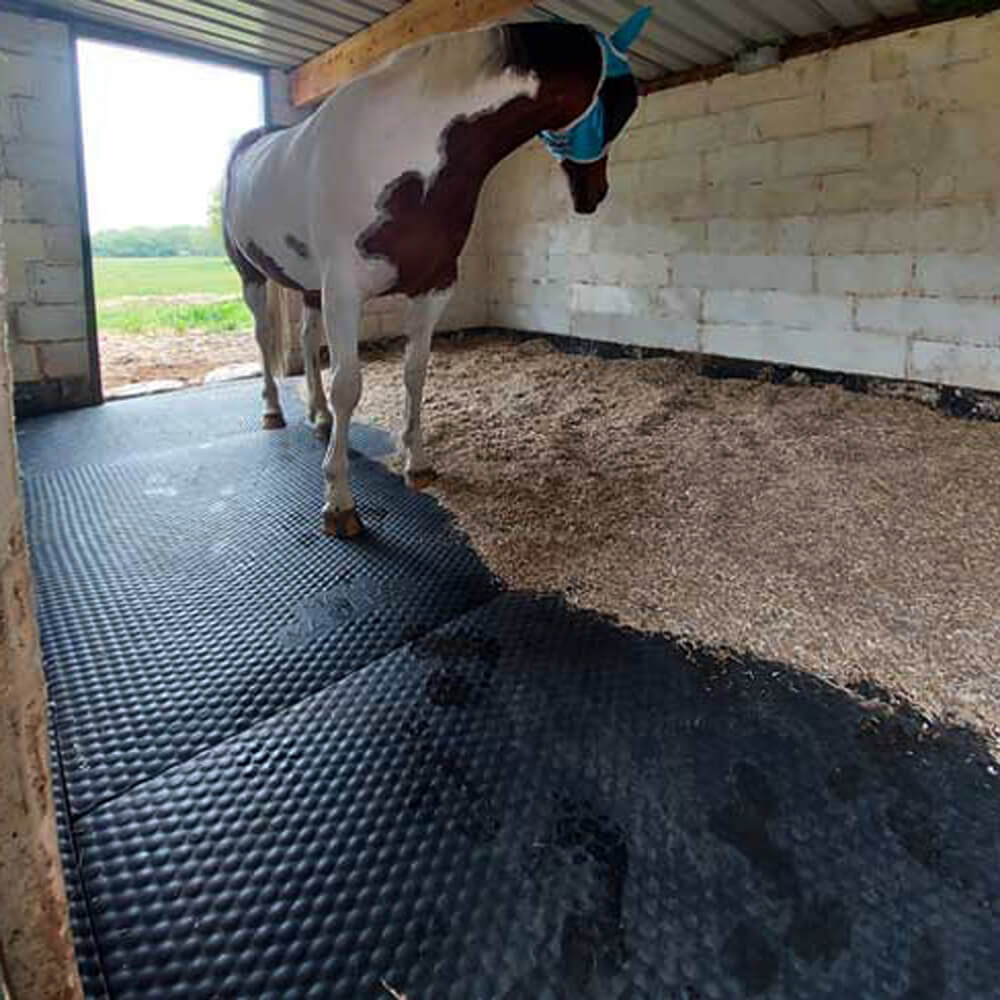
314,420,332,442
406,467,437,490
261,412,286,430
323,508,363,539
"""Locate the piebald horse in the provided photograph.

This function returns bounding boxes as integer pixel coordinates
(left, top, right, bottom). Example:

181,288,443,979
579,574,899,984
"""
223,11,651,537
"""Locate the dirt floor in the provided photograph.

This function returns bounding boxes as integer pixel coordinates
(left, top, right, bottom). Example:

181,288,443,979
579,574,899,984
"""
340,334,1000,754
99,330,258,391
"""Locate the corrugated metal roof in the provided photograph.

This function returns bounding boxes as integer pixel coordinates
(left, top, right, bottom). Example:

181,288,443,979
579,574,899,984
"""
40,0,922,77
40,0,405,67
534,0,921,80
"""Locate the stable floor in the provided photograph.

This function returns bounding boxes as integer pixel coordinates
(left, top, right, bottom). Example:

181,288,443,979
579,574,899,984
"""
19,379,1000,999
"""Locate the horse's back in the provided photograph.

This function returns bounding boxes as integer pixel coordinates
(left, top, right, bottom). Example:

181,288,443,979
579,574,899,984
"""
223,27,539,298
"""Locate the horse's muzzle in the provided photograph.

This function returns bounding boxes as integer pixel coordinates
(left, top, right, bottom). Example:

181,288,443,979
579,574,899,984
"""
562,158,609,216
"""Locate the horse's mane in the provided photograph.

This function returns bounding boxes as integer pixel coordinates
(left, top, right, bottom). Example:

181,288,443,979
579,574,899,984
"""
368,26,510,97
363,21,597,98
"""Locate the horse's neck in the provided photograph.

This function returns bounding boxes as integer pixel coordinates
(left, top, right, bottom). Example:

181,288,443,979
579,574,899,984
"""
439,23,603,177
500,22,603,133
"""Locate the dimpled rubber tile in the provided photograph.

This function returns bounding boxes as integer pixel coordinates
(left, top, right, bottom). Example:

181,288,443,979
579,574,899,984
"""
16,377,393,477
25,422,498,817
51,724,110,1000
76,594,1000,999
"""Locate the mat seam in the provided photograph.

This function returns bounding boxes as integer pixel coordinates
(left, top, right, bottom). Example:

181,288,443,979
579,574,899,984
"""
18,432,391,485
50,705,114,1000
68,588,506,823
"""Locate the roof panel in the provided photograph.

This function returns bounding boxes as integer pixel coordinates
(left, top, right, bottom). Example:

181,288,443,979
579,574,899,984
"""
84,0,317,57
39,0,924,78
541,0,922,79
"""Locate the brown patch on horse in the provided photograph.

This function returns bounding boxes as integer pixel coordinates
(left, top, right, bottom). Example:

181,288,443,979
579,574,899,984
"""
242,241,323,310
285,234,310,259
358,23,602,298
246,240,297,287
230,229,323,306
223,231,265,288
223,127,323,308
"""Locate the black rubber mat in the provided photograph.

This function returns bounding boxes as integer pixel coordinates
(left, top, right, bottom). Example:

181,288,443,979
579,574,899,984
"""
19,381,1000,998
50,727,109,1000
72,594,1000,999
16,377,393,476
23,413,496,816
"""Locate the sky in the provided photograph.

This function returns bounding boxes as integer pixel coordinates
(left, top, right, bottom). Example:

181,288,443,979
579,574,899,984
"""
77,40,263,233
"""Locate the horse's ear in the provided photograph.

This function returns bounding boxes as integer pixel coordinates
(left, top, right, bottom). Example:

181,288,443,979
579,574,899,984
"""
611,6,652,52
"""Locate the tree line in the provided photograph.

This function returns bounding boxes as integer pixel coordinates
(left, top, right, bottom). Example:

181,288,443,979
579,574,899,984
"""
91,224,225,258
92,187,225,258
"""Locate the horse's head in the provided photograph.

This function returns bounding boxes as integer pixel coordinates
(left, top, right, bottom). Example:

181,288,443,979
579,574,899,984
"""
540,8,651,215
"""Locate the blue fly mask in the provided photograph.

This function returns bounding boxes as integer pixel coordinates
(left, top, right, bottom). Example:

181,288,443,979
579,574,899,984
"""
540,7,652,164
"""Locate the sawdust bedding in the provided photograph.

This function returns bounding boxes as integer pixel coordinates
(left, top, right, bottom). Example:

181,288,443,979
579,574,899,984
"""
332,333,1000,753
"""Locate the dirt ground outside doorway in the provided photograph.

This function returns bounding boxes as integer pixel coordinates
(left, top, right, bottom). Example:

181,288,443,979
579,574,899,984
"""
99,328,259,392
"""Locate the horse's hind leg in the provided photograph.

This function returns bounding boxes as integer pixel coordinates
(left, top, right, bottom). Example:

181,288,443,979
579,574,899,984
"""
402,288,452,489
302,300,332,439
243,279,285,430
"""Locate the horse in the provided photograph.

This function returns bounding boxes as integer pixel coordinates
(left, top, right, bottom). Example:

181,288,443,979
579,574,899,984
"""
223,9,652,538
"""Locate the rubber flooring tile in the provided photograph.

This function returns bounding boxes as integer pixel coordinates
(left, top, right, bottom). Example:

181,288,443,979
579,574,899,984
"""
73,593,1000,999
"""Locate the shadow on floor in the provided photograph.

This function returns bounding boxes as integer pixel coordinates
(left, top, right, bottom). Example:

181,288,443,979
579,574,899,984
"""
18,380,1000,999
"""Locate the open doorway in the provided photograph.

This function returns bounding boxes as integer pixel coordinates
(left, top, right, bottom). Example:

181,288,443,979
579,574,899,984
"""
76,39,264,397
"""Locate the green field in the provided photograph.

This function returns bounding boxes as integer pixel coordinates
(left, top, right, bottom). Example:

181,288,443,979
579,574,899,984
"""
93,256,252,334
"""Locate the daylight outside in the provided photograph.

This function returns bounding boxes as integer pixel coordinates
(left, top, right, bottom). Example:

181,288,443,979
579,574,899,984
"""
77,39,264,395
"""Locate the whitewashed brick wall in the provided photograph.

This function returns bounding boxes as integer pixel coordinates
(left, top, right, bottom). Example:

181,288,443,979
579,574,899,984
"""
476,12,1000,392
0,10,95,412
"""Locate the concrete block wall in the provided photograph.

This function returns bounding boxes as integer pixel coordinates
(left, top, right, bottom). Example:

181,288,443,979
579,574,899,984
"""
1,10,96,414
0,268,82,998
479,12,1000,392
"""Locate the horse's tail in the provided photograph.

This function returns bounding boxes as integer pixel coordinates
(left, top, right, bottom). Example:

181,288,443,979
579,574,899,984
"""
263,281,293,378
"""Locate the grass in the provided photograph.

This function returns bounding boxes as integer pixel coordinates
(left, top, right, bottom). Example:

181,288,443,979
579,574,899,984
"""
93,256,243,298
99,300,251,334
93,256,252,335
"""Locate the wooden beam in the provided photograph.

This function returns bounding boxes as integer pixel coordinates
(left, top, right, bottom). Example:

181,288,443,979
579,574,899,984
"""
290,0,533,108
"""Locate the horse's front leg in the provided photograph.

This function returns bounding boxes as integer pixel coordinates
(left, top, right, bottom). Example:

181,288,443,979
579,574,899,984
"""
402,288,453,489
243,279,284,429
301,302,332,439
321,279,363,538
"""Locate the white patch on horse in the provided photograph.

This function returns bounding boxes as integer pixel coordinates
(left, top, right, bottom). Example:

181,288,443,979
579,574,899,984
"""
223,17,649,537
227,29,538,300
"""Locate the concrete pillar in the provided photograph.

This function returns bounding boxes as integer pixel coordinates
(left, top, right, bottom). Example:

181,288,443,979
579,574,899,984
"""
0,296,81,996
1,10,99,416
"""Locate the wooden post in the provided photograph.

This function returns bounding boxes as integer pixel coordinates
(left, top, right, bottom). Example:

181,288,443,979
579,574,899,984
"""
290,0,533,107
0,317,82,999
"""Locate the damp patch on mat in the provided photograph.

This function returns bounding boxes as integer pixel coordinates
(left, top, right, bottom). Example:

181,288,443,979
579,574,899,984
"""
72,593,1000,1000
24,420,498,816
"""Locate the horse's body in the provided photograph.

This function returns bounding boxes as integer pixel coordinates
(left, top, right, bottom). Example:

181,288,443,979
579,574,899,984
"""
223,16,647,536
